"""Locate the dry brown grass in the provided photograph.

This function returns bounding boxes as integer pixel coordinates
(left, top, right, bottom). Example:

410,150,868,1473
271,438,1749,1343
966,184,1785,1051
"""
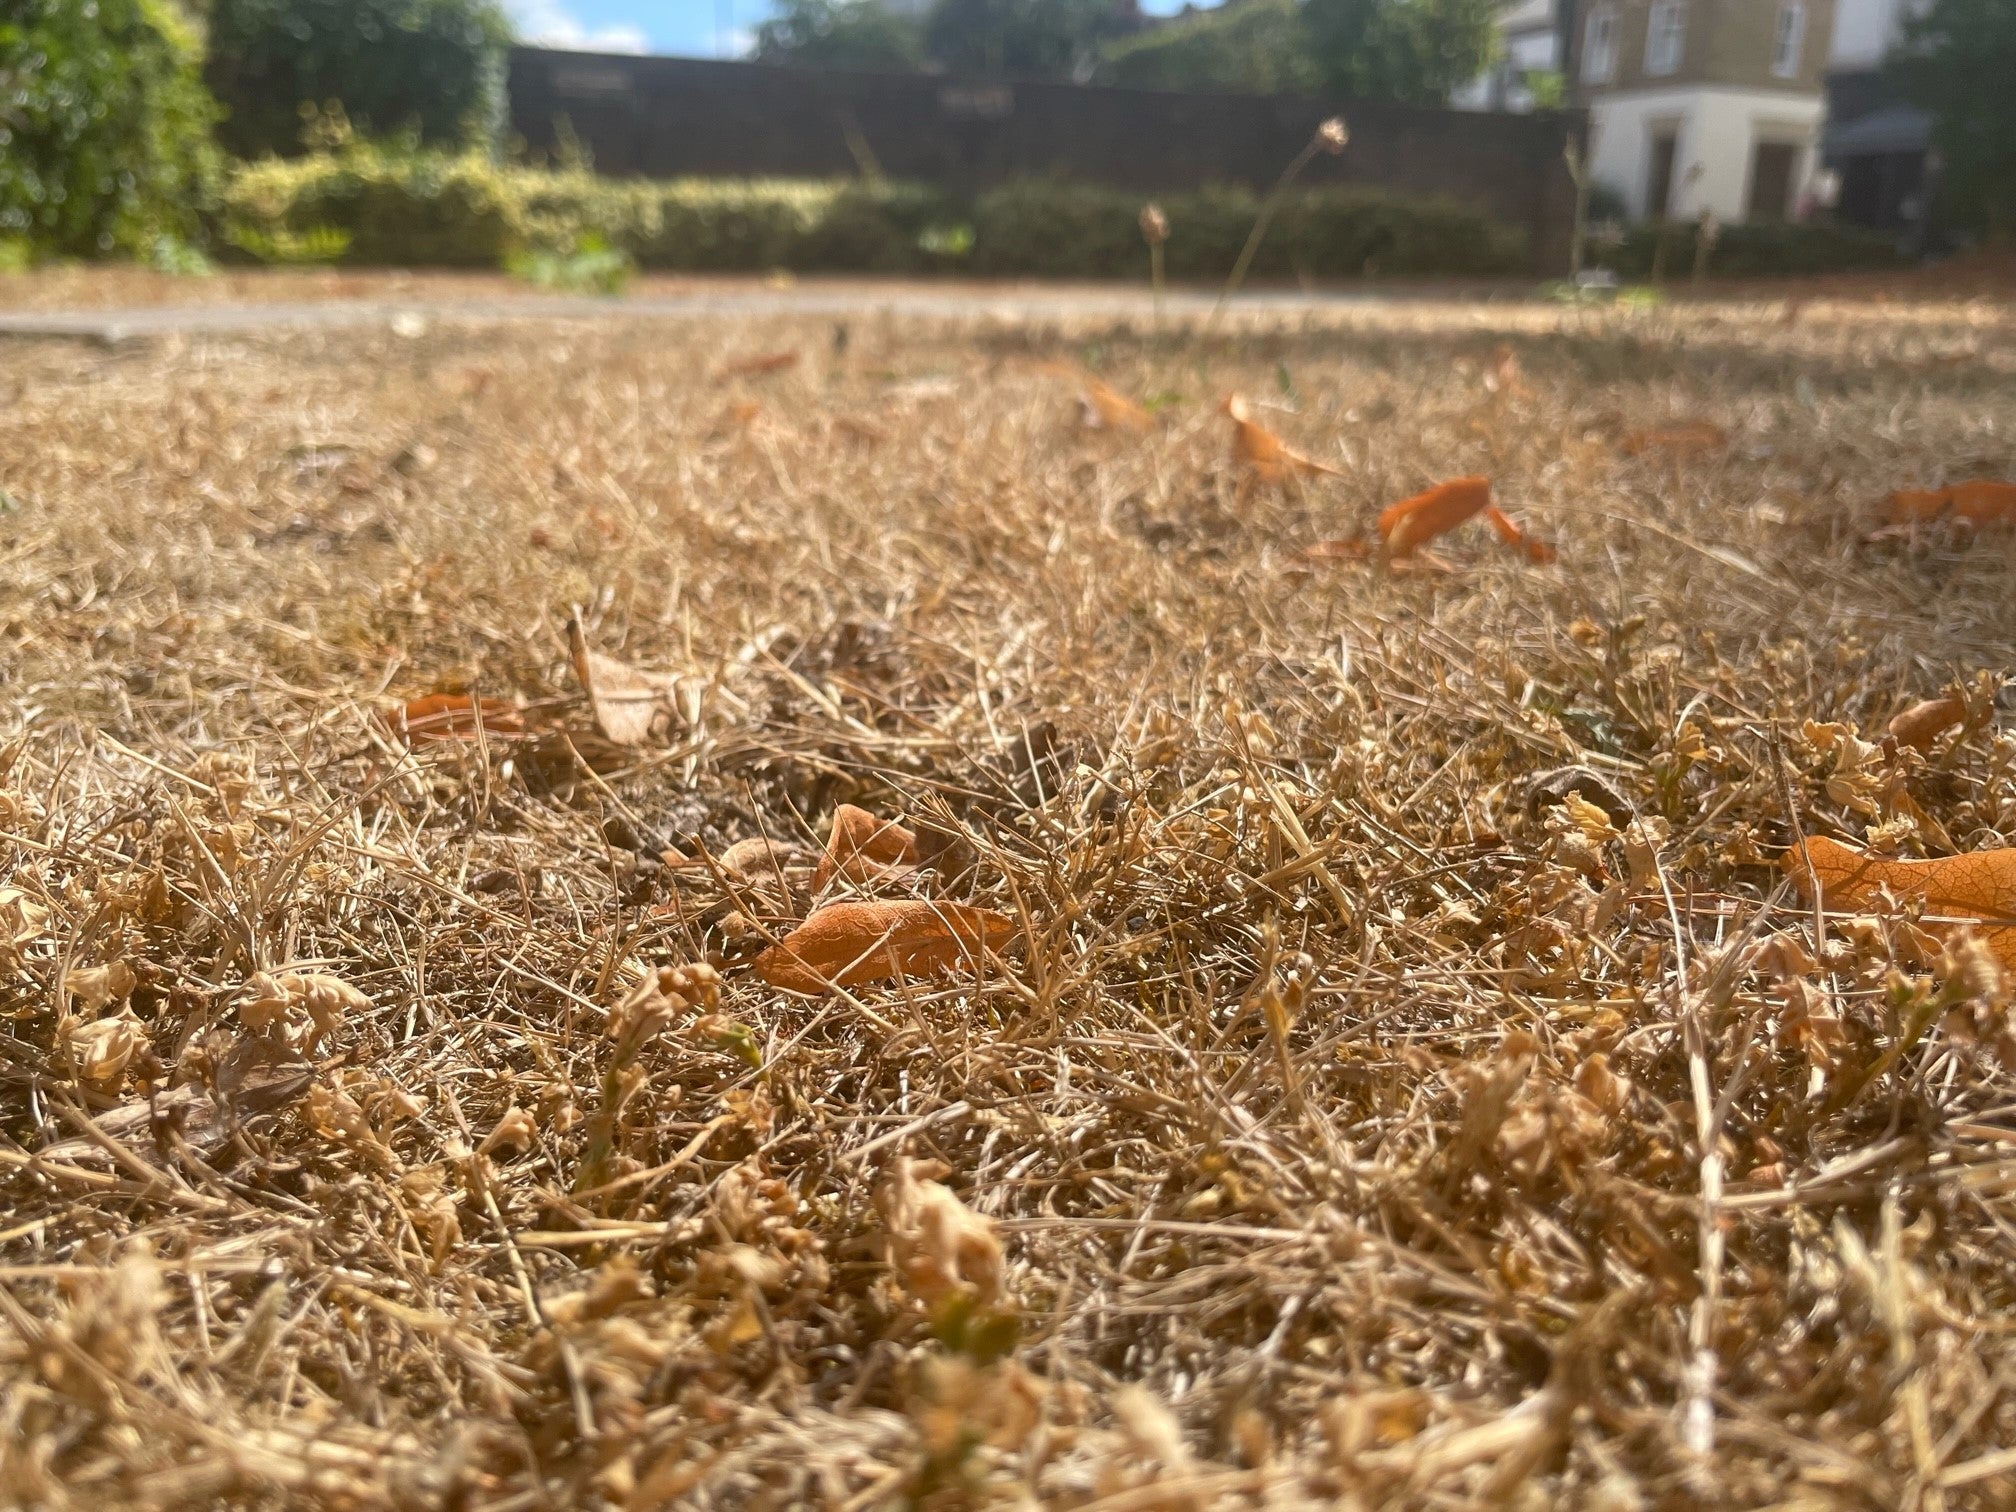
1,294,2015,1511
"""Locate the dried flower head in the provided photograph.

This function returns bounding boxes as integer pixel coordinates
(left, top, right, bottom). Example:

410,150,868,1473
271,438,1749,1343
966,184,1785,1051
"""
1138,203,1169,246
1316,117,1349,154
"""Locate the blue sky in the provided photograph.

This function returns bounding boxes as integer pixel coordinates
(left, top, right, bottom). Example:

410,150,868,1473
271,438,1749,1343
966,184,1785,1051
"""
507,0,1189,60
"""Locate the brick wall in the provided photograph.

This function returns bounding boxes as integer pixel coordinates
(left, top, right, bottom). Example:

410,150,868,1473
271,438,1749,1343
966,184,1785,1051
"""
507,49,1586,274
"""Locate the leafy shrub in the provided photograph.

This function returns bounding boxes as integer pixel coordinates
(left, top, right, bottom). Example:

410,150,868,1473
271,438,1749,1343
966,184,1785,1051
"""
505,233,633,296
224,222,355,265
206,0,509,159
222,151,1541,278
630,181,831,271
799,183,969,272
226,143,516,264
1606,221,1904,279
0,0,220,258
969,179,1529,279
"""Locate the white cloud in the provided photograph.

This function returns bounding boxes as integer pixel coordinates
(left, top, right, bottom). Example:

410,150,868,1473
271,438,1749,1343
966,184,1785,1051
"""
508,0,650,53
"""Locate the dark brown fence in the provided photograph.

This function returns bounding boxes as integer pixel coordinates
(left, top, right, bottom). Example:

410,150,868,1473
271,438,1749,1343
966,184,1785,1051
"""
507,48,1585,274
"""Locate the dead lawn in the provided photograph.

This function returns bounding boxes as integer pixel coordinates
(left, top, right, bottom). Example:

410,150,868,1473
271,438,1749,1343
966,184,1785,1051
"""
1,296,2015,1510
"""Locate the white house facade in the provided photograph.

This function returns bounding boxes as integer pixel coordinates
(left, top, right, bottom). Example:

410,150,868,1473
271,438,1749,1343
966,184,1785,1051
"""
1459,0,1845,225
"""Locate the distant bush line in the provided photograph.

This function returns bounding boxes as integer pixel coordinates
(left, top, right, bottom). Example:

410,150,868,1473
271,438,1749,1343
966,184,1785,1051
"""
1606,221,1906,280
222,146,1532,279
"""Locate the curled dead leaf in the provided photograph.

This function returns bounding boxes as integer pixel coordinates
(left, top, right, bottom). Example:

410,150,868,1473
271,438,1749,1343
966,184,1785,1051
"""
1296,536,1372,565
1888,694,1964,752
567,616,674,747
813,804,920,891
754,900,1014,993
1785,835,2016,972
716,836,807,889
480,1106,538,1157
65,961,137,1012
1037,361,1152,434
1483,503,1558,563
239,971,370,1052
1222,394,1340,485
1883,480,2016,527
392,693,525,744
719,350,799,379
1620,422,1727,457
1378,477,1492,557
63,1010,147,1087
1080,378,1152,433
875,1156,1003,1307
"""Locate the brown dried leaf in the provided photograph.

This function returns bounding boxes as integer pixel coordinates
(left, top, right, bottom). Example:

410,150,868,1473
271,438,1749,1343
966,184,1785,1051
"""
1222,394,1340,484
813,804,920,890
1786,835,2016,972
1883,479,2016,526
392,693,526,744
568,616,673,747
753,900,1013,994
1620,421,1727,457
63,1010,146,1087
875,1156,1003,1307
1889,694,1964,751
1378,477,1492,557
719,350,800,379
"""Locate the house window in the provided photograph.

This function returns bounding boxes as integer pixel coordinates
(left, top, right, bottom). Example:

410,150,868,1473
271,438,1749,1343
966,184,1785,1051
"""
1772,1,1807,78
1645,0,1688,76
1582,7,1617,84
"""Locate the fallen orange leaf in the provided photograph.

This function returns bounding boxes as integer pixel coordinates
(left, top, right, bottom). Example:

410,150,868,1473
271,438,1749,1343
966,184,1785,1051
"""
1378,477,1493,557
754,900,1014,993
1081,377,1153,433
1223,395,1340,484
1483,503,1558,564
1785,836,2016,972
813,804,920,891
1036,361,1153,433
1882,480,2016,526
392,693,525,744
1483,344,1529,397
567,617,672,747
1621,422,1727,457
1889,695,1965,751
720,350,799,379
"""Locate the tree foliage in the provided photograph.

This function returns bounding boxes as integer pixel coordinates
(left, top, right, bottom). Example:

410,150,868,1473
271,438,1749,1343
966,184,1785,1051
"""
205,0,510,158
1892,0,2016,232
0,0,220,257
923,0,1126,78
1299,0,1499,103
754,0,924,69
1098,0,1319,92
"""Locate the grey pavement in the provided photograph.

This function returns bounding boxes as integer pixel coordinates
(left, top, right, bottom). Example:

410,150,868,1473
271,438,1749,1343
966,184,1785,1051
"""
0,284,1521,344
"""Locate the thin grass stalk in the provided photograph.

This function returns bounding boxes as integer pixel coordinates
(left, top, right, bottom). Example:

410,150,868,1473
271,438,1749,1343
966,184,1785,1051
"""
1207,117,1346,331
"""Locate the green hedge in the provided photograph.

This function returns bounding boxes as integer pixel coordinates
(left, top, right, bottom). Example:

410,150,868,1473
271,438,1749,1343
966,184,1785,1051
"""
1606,220,1904,279
968,180,1529,277
220,146,1529,277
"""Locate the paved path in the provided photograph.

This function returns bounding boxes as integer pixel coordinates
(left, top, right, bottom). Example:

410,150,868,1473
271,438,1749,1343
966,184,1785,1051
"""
0,284,1514,344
